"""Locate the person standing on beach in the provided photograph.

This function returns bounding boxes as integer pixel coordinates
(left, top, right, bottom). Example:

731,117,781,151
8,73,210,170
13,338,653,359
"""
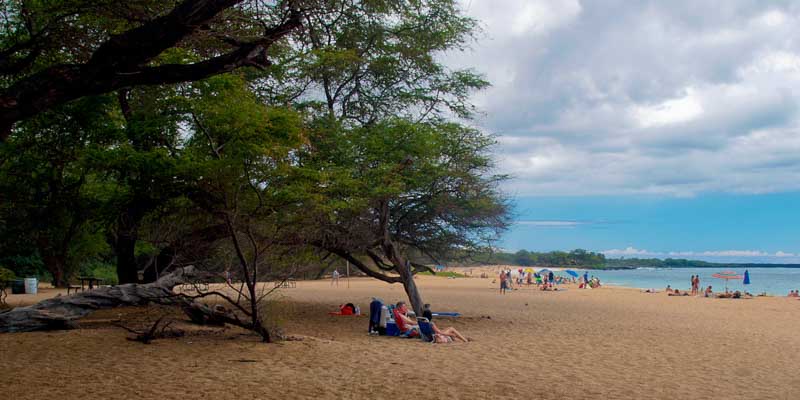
694,275,700,295
332,269,340,287
690,275,696,295
499,270,508,294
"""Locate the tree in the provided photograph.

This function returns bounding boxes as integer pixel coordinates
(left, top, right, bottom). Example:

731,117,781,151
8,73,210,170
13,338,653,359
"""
257,0,492,313
0,96,117,286
299,119,509,314
181,74,307,341
0,0,302,139
261,0,485,124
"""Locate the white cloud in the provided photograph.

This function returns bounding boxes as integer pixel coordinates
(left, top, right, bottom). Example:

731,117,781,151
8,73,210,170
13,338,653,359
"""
632,88,704,128
602,247,655,256
515,220,585,227
670,250,768,257
449,1,800,197
510,1,582,35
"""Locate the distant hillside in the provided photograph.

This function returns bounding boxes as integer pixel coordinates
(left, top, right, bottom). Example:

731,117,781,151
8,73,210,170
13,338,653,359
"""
443,249,800,269
605,257,800,269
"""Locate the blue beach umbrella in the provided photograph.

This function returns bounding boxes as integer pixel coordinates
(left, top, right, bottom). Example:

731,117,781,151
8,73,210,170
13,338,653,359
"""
743,270,751,285
566,270,579,278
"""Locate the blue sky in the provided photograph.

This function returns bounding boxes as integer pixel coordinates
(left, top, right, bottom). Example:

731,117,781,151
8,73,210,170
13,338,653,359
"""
445,1,800,262
502,193,800,263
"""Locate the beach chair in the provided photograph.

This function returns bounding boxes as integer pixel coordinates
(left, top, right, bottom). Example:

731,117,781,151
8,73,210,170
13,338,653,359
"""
417,317,435,343
431,312,461,318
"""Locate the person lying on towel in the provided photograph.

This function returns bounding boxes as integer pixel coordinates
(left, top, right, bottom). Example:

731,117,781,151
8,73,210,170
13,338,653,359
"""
393,301,419,337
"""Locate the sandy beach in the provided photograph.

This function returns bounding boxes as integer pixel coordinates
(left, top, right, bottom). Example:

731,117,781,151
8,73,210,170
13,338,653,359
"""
2,274,799,399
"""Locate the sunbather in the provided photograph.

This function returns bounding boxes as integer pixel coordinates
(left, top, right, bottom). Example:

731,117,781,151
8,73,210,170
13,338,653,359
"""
422,304,468,342
668,289,689,296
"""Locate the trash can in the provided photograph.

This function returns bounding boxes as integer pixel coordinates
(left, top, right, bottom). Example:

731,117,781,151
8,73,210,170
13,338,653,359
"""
24,277,38,294
10,279,25,294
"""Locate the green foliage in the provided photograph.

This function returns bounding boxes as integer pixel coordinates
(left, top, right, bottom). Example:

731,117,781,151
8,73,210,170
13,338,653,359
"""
263,0,486,122
417,270,465,278
0,255,45,278
0,95,117,285
465,249,607,268
298,117,509,268
79,260,118,285
0,266,15,282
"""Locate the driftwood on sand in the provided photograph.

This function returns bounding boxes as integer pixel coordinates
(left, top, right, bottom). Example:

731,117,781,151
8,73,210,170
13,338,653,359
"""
0,266,236,333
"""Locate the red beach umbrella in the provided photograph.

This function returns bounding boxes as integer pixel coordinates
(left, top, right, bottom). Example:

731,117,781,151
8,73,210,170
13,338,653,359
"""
711,270,743,292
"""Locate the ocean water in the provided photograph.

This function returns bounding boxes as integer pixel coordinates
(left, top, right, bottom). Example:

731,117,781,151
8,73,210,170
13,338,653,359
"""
585,267,800,295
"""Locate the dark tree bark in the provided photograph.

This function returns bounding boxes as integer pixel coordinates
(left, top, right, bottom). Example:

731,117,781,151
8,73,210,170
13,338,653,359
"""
115,230,140,285
0,0,302,140
42,254,68,288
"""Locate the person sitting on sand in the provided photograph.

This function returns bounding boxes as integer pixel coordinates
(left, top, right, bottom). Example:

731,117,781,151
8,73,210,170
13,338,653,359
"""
422,304,468,343
665,285,673,294
669,289,689,296
704,286,713,298
393,301,419,337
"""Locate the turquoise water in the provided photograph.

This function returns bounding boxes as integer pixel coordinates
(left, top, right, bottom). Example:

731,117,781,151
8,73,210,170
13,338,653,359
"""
583,267,800,295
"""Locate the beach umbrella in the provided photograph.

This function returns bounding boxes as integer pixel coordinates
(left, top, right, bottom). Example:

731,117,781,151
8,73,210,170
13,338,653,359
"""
743,270,750,285
711,270,743,292
539,269,551,274
565,270,579,278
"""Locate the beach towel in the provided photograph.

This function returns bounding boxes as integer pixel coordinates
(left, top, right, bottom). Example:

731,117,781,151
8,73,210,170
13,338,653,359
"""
329,303,359,316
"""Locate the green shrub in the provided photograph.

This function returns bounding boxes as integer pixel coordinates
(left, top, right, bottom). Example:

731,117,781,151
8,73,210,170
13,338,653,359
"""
80,261,118,285
0,266,16,282
417,270,465,278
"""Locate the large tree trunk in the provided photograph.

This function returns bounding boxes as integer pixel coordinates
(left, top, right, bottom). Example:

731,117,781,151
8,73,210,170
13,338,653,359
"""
115,231,140,284
42,255,68,288
0,267,199,333
397,263,424,316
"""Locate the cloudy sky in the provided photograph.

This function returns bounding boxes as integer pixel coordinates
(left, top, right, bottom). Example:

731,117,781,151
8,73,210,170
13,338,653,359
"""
449,0,800,262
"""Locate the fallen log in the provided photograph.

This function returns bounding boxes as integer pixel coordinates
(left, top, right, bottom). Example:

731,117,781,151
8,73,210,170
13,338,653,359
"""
0,267,199,333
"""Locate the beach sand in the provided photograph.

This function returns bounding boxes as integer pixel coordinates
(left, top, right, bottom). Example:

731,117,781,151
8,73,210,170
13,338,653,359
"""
1,274,799,399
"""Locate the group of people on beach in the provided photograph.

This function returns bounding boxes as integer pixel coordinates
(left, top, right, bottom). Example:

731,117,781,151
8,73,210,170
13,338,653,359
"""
690,275,701,295
665,280,754,298
392,301,468,343
496,269,597,294
787,290,800,297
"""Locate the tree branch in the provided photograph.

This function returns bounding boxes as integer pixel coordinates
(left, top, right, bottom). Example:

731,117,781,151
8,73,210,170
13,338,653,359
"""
0,0,303,140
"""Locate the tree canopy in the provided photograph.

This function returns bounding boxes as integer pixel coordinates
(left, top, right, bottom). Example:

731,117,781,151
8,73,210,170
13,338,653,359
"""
0,0,509,327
